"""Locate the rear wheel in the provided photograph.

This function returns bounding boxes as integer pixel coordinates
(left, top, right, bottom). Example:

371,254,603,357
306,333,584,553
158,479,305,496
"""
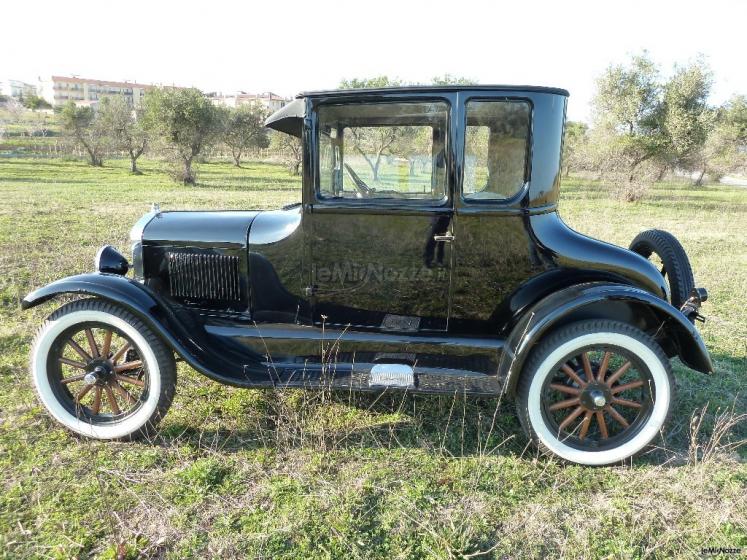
629,229,694,308
516,320,673,466
30,299,176,440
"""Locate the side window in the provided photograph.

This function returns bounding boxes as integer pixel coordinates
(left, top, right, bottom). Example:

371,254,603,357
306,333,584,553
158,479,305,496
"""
463,100,530,201
317,101,448,202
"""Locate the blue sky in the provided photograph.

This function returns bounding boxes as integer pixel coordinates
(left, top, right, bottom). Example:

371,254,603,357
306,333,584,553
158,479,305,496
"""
4,0,746,121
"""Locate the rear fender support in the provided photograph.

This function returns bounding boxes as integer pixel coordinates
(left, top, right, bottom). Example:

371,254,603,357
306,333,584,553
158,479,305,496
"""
500,282,713,396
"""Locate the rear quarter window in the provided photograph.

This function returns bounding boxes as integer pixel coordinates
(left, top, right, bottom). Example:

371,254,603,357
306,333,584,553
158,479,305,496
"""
463,100,531,201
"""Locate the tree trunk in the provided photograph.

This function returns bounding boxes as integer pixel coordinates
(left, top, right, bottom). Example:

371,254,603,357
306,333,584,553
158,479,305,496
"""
183,157,195,185
129,151,139,174
354,144,378,181
232,147,242,167
409,159,416,177
84,145,102,167
372,153,382,181
292,161,301,175
694,166,706,187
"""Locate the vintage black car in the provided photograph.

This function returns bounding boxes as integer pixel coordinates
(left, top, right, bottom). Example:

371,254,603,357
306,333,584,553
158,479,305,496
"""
24,85,712,466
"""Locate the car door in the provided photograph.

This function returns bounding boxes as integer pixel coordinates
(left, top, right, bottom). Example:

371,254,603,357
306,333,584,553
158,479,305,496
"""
307,97,454,331
451,94,536,326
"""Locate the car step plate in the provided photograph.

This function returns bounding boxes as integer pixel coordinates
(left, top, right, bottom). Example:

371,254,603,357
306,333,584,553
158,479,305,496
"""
368,364,415,388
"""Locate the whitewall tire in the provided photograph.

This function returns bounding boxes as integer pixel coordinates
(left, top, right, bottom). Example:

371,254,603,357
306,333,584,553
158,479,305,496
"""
516,320,674,466
30,299,176,440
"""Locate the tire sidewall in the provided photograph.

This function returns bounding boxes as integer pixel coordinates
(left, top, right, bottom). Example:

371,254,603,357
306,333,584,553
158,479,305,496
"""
526,331,671,465
32,308,162,440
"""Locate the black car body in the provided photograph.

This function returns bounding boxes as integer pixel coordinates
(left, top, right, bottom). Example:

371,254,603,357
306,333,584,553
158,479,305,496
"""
24,85,712,465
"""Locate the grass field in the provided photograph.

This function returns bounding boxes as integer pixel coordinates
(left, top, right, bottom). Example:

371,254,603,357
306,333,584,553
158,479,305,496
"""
0,157,745,559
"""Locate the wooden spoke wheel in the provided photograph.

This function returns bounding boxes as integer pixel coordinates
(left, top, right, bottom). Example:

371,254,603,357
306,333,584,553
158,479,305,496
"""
542,347,653,450
52,323,148,420
517,320,674,466
31,299,176,440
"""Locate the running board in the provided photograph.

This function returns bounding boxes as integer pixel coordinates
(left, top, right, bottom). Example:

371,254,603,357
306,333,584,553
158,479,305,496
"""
202,320,506,393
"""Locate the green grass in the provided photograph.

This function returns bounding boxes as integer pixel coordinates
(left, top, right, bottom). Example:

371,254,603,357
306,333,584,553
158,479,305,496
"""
0,157,745,559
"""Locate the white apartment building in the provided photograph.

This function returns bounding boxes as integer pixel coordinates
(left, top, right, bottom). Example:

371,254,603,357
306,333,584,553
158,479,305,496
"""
1,79,38,99
38,76,153,108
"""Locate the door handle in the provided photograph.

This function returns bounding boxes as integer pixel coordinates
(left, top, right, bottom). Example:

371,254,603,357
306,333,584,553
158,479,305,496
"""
433,233,455,242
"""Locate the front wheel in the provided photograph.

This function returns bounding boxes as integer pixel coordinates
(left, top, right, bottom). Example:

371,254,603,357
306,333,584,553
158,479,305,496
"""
30,299,176,440
516,320,674,466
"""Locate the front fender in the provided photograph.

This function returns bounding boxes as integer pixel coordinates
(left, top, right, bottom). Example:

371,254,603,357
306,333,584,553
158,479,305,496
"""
22,273,159,313
22,273,269,387
500,282,714,396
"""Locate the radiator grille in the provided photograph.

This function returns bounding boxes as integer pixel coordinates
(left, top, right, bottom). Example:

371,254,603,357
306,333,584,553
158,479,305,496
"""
167,252,241,301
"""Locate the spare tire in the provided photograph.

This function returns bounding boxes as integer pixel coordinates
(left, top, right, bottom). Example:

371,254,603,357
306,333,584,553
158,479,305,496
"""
629,229,695,308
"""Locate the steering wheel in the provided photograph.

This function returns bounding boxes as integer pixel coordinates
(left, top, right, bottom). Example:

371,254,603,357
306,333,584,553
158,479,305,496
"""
344,164,375,198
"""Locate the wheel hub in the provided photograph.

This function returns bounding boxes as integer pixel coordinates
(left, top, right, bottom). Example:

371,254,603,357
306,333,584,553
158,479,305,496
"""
84,359,114,384
580,382,612,411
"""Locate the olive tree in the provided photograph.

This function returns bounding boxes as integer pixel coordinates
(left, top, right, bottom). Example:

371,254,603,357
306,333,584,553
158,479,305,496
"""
221,105,270,167
591,53,663,183
339,76,402,89
22,95,52,111
431,74,477,85
589,54,716,198
661,59,714,181
142,88,221,185
337,76,408,182
59,101,108,166
98,95,148,174
271,131,302,175
691,95,747,184
562,121,589,177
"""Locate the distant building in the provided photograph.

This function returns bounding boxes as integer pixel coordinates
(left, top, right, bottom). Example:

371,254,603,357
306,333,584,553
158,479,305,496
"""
1,79,38,99
38,76,159,108
34,76,288,112
210,91,291,112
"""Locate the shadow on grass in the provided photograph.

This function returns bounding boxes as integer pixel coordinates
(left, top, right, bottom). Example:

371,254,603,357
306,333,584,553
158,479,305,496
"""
155,390,528,459
154,350,746,466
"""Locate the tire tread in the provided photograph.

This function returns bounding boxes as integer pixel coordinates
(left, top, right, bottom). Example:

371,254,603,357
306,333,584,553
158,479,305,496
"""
629,229,695,308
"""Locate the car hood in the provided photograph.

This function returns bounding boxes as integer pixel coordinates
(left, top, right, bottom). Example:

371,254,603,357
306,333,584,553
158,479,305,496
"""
134,210,262,249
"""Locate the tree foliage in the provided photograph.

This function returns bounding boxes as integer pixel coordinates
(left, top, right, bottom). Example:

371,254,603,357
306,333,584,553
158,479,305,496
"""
690,94,747,183
21,95,52,111
431,74,477,85
220,105,270,167
661,59,714,174
98,95,148,174
142,88,221,184
562,121,588,177
588,53,716,198
339,76,402,89
59,101,107,167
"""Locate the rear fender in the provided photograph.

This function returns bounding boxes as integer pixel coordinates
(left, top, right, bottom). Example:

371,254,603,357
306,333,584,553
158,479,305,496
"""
500,282,713,396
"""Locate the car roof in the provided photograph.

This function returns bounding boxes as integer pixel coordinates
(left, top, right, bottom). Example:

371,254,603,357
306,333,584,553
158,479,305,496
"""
297,84,570,98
